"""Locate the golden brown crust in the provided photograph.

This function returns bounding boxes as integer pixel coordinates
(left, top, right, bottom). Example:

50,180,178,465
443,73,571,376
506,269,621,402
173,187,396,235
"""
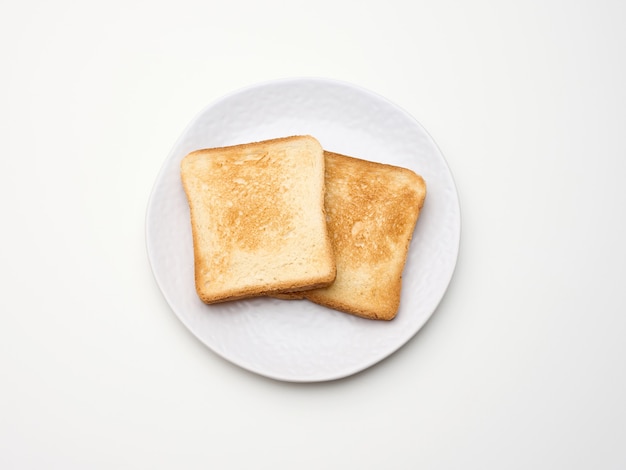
181,136,336,304
301,151,426,320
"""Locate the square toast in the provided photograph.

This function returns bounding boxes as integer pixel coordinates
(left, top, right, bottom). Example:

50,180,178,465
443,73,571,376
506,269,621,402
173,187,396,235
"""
180,136,336,304
277,151,426,320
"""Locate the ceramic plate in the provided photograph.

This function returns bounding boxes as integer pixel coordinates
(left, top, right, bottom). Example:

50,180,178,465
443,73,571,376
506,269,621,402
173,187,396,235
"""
146,78,460,382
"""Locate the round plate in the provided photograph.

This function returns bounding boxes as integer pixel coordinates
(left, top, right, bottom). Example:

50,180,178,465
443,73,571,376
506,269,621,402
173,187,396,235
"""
146,78,460,382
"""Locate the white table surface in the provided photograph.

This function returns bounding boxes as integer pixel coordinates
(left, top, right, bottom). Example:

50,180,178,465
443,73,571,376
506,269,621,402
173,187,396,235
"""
2,1,625,468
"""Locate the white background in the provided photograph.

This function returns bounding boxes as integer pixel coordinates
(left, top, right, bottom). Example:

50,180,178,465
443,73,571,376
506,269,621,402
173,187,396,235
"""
2,0,625,468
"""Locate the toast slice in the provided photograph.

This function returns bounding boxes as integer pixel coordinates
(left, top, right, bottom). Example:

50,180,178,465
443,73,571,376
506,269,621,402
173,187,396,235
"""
295,151,426,320
180,136,336,304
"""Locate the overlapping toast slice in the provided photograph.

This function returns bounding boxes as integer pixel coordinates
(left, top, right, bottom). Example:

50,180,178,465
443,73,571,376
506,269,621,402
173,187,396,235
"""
180,136,336,304
279,151,426,320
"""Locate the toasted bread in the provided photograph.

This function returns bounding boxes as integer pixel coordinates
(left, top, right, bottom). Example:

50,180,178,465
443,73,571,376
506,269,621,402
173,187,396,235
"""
180,136,336,304
298,151,426,320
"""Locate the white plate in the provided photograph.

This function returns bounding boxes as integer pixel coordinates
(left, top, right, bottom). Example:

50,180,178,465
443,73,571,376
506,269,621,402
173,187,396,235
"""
146,78,460,382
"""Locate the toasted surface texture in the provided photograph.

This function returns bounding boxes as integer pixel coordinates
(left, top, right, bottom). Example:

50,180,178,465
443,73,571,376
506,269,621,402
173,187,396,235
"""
302,151,426,320
180,136,335,304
